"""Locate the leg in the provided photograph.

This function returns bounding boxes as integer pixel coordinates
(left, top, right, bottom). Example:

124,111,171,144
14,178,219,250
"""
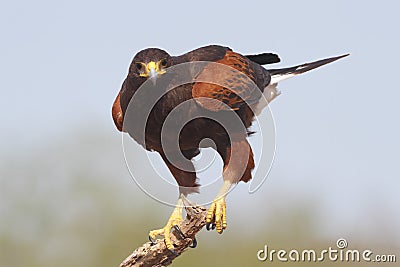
148,151,199,252
207,139,254,233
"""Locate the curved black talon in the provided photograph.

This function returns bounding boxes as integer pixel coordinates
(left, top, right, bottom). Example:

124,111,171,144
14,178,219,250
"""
211,223,216,230
173,225,186,239
206,222,211,231
189,237,197,248
172,225,197,249
149,235,156,245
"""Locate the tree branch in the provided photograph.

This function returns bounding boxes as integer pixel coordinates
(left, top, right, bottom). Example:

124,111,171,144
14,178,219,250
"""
119,200,207,267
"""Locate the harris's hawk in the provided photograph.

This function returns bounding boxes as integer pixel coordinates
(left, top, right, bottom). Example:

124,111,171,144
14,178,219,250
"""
112,45,348,253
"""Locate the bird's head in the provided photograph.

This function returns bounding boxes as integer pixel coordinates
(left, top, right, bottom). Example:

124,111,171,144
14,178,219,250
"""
130,48,172,83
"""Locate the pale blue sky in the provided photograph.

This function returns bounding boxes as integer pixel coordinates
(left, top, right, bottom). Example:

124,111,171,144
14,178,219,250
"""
1,0,399,249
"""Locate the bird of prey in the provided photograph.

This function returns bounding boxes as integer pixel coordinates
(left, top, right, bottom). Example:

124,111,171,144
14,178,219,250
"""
112,45,348,253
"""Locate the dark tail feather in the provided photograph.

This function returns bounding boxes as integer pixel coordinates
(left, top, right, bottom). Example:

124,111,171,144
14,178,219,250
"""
246,53,281,65
268,54,349,77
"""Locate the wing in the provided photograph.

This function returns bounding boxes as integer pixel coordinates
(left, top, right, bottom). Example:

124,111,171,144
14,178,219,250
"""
112,91,123,131
192,50,270,111
112,75,145,132
172,45,231,65
245,53,280,65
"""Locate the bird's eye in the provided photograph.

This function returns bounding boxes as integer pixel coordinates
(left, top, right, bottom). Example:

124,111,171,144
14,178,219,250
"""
135,63,143,70
160,59,167,67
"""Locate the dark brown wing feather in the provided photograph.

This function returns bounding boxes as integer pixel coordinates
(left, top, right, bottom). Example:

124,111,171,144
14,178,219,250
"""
172,45,230,64
245,53,280,65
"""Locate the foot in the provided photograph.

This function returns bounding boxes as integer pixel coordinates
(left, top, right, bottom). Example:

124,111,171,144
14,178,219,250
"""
148,200,184,253
206,197,227,234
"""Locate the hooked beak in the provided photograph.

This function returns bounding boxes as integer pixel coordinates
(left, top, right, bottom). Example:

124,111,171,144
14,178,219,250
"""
148,64,157,85
147,61,158,80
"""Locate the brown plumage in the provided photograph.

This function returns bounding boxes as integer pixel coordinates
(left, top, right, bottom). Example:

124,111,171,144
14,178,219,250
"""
111,45,348,250
112,45,269,188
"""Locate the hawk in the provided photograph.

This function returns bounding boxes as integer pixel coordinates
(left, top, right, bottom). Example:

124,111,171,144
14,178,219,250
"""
112,45,348,253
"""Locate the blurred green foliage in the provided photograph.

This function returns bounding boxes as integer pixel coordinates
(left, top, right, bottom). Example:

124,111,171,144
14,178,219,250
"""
1,130,397,267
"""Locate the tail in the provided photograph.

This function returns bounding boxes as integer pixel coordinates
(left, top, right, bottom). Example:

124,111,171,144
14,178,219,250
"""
254,54,349,115
268,54,349,84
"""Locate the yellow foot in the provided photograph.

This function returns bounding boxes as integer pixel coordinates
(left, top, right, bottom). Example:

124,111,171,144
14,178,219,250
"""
148,200,183,252
206,197,227,234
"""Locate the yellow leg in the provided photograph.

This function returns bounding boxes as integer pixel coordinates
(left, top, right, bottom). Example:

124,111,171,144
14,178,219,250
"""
206,180,232,234
149,198,183,251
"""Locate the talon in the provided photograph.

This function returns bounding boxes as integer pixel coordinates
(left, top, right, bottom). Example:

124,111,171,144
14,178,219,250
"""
206,197,227,234
206,222,211,231
206,202,216,224
189,237,197,248
173,225,186,239
149,235,156,245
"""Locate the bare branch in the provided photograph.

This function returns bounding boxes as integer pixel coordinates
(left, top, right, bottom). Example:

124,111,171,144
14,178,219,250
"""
119,201,207,267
